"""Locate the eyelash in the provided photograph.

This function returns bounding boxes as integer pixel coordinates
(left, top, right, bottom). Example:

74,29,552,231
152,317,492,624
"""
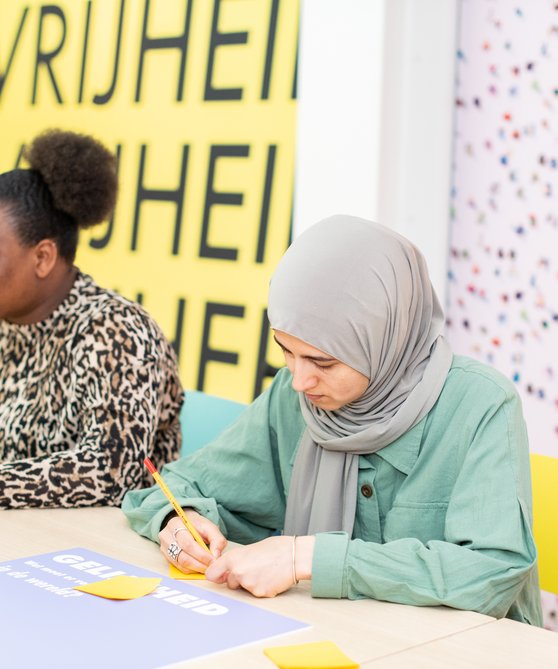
280,348,333,370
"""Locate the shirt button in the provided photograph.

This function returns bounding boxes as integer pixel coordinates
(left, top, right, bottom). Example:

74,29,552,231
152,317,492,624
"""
360,484,373,498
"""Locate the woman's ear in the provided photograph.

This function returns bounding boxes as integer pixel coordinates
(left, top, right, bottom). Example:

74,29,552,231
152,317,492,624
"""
33,239,59,278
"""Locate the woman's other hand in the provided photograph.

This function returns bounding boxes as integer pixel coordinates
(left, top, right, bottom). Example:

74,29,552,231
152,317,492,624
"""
205,535,315,597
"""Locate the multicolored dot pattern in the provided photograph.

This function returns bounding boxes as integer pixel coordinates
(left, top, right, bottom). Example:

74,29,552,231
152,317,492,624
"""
447,0,558,458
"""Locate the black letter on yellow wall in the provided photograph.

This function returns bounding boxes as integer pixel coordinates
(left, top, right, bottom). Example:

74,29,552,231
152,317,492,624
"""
253,308,281,398
204,0,248,101
89,145,121,249
261,0,279,100
77,1,92,103
78,0,126,105
131,144,189,255
12,144,25,169
256,145,276,263
292,34,298,100
32,5,66,104
170,297,187,361
0,7,28,100
197,303,244,391
200,145,249,260
135,0,193,102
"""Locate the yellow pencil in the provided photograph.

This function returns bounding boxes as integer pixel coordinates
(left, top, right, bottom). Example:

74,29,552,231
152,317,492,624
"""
144,457,211,554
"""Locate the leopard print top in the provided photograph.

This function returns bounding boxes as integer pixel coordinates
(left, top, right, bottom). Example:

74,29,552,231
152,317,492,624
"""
0,271,183,509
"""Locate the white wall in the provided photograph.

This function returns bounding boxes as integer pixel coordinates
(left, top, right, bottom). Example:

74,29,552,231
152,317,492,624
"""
294,0,385,231
294,0,459,305
378,0,459,305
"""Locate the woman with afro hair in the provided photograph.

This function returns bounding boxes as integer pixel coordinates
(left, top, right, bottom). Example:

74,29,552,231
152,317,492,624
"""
0,129,183,509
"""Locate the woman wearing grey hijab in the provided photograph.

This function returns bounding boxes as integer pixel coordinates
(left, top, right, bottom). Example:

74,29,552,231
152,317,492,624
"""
123,216,541,625
268,215,452,537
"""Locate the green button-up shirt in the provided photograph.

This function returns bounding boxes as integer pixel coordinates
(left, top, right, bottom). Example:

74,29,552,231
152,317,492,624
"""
122,355,542,625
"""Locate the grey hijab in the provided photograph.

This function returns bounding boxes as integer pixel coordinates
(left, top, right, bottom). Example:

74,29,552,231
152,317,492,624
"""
267,215,452,536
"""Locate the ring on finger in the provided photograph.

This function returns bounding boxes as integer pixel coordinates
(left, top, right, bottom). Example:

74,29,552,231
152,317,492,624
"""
167,542,182,562
172,527,189,539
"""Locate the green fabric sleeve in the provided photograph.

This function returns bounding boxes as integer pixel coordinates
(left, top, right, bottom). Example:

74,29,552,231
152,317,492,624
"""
311,532,350,598
122,368,304,545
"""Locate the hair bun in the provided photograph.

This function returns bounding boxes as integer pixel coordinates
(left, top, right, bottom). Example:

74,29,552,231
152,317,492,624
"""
24,129,118,229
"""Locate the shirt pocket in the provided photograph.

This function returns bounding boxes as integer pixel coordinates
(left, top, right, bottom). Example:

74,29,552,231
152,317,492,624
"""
383,502,449,544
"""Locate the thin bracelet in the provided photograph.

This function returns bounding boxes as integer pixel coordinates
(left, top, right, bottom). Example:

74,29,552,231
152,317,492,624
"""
291,535,299,585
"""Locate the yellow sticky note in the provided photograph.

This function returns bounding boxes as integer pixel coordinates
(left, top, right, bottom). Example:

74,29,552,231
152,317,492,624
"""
263,641,359,669
169,563,206,580
73,576,161,600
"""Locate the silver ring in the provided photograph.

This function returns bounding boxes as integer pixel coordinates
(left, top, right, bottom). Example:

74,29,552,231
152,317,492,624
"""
167,542,182,562
172,527,189,539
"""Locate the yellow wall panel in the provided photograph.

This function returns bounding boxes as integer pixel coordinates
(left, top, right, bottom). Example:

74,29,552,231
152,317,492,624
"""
0,0,298,402
531,454,558,594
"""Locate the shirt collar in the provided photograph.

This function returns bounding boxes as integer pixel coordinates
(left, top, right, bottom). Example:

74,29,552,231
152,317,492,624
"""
373,415,427,475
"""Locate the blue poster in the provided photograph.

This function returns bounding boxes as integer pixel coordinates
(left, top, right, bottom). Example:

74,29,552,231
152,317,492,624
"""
0,548,309,668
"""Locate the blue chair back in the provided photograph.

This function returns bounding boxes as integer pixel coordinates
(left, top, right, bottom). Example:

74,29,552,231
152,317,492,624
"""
179,390,247,456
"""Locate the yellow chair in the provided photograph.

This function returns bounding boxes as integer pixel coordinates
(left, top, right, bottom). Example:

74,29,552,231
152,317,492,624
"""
179,390,246,457
530,454,558,594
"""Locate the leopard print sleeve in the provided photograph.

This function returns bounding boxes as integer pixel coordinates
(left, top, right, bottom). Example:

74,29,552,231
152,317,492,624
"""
0,361,176,508
0,272,184,509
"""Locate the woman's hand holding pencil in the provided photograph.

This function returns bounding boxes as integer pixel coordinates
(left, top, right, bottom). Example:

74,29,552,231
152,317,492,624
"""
144,458,227,574
160,509,228,574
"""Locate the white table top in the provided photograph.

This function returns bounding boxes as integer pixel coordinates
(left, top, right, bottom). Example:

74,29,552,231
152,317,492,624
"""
360,617,558,668
1,507,553,668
